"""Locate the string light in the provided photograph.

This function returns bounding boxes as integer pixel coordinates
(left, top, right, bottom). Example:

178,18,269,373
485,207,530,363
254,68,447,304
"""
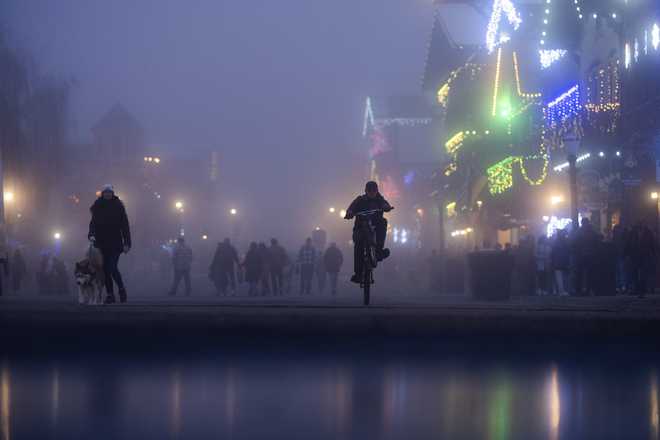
487,156,515,195
539,49,567,69
486,0,522,53
513,52,542,99
492,47,502,116
437,83,450,107
445,132,465,155
362,97,374,137
546,85,581,126
553,153,591,172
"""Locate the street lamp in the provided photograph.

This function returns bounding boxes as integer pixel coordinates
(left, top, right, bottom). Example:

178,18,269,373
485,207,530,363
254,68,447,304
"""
202,234,208,240
174,200,184,211
550,195,564,205
4,192,14,203
230,208,238,216
53,231,62,240
329,207,336,214
651,192,659,200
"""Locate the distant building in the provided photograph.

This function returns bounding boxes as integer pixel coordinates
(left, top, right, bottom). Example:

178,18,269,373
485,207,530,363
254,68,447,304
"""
92,103,145,165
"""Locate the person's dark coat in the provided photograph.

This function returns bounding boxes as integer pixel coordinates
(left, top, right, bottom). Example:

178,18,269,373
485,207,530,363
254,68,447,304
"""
323,246,343,273
346,194,392,227
243,248,263,283
210,243,239,277
551,236,570,271
88,196,131,252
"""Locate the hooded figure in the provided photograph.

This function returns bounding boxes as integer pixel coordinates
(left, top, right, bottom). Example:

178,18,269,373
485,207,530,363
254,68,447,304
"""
88,184,131,303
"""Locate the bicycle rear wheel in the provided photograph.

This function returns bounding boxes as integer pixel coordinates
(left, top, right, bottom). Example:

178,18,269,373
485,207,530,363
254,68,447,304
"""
363,268,371,306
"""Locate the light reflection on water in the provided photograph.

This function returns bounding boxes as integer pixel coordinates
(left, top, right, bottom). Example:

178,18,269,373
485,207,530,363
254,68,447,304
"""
0,356,659,440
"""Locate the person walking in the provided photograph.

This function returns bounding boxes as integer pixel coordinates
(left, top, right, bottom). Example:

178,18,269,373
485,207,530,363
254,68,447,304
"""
297,238,316,295
535,235,551,295
210,238,240,296
10,248,26,293
629,223,657,298
88,184,131,304
323,243,343,295
572,218,598,296
169,237,193,296
258,242,271,296
551,230,570,296
269,238,287,296
243,242,263,297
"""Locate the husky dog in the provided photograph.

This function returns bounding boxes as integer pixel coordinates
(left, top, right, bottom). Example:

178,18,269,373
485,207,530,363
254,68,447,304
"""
75,246,105,305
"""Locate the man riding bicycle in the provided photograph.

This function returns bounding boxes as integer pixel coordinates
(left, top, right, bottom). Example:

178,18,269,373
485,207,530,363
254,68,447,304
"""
344,181,393,283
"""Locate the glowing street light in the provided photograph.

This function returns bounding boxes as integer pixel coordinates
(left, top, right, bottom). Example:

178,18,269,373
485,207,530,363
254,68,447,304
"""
416,208,424,216
174,200,184,211
202,235,208,240
329,207,336,213
4,191,14,203
53,231,62,240
652,192,659,200
550,195,564,205
230,208,238,216
339,209,347,218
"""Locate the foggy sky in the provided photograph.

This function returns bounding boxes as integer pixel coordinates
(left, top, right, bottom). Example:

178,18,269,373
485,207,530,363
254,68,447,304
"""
2,0,480,241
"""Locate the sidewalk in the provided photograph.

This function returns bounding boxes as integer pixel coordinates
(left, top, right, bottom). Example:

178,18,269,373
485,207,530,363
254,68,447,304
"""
2,293,660,341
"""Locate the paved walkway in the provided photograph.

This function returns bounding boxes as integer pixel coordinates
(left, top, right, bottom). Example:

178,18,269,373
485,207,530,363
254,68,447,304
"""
2,293,660,341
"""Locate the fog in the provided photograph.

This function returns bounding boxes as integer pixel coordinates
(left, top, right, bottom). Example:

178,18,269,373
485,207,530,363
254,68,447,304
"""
0,0,485,299
3,0,448,241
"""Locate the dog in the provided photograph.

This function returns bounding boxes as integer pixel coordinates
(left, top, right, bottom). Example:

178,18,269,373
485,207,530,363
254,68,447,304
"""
75,246,105,305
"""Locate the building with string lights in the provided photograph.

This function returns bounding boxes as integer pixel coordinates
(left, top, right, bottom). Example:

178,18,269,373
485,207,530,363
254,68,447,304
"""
361,95,442,249
422,0,660,247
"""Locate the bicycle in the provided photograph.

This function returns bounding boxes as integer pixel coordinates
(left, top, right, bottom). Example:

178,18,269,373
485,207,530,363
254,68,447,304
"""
352,208,390,306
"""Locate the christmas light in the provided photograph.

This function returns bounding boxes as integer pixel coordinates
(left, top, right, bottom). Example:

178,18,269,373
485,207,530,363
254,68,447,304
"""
492,47,503,116
437,83,450,107
362,97,375,137
486,0,522,53
653,24,659,50
539,49,567,69
487,156,515,195
513,52,542,99
553,153,590,172
445,132,465,155
546,85,581,126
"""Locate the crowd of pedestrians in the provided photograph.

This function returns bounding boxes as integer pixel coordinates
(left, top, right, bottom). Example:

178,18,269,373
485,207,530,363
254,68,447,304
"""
481,218,658,298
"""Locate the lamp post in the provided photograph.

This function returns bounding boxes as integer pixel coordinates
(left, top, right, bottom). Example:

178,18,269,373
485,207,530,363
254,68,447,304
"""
174,201,184,236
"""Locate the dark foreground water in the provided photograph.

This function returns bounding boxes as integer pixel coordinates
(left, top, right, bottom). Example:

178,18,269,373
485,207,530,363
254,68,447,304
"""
1,340,659,440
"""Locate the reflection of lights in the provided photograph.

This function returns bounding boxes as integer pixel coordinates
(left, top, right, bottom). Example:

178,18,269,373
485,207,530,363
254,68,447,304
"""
329,207,336,213
550,195,564,205
3,192,14,203
549,367,560,440
1,364,9,440
651,371,659,440
340,209,347,218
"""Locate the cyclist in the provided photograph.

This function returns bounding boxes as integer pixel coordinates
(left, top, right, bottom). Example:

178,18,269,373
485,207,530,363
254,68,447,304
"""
344,181,393,283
